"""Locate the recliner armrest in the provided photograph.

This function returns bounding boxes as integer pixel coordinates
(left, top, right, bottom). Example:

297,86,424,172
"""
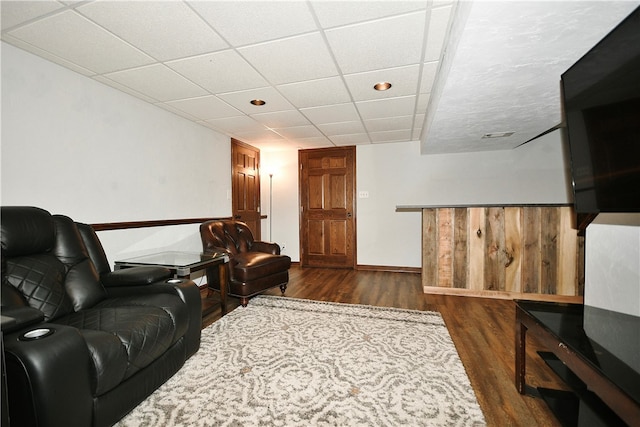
4,323,94,427
101,266,172,287
0,306,45,334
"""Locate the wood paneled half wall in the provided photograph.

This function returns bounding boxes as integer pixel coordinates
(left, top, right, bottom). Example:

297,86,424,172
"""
421,205,584,301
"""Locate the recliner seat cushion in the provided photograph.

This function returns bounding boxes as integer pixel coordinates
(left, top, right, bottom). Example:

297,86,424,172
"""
96,293,190,342
233,252,291,282
57,304,178,394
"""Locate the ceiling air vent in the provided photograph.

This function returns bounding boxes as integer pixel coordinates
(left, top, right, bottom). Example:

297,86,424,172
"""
481,132,514,139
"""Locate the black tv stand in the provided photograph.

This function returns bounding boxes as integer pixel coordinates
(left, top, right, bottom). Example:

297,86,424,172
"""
515,301,640,427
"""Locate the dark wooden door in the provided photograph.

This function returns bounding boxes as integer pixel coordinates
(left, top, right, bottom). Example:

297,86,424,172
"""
231,139,261,238
299,146,356,268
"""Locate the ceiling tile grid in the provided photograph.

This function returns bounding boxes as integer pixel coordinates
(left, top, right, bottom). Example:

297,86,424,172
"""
3,0,632,154
1,0,456,151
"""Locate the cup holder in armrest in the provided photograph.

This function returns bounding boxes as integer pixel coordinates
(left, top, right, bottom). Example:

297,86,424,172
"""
19,327,55,341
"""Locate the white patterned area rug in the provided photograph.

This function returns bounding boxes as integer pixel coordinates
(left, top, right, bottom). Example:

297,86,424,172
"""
116,296,486,426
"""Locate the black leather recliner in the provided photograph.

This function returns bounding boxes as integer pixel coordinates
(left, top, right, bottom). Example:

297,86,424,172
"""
1,206,202,427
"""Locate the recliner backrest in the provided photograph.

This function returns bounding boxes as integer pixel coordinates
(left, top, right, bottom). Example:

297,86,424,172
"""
200,220,255,255
52,214,107,311
77,222,112,277
1,206,107,321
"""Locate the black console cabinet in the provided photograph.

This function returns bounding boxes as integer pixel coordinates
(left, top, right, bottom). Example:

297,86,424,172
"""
515,301,640,427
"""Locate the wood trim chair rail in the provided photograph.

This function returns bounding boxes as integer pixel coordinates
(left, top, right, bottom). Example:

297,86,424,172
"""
91,217,232,231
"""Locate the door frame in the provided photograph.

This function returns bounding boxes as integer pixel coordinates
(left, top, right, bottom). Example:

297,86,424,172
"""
298,146,357,269
231,138,261,239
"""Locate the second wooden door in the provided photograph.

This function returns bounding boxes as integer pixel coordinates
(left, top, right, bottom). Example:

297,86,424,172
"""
299,146,356,268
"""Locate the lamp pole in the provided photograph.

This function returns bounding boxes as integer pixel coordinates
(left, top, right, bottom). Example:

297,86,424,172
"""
269,173,273,242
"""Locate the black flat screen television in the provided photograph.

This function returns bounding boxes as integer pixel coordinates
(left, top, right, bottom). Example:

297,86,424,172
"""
561,6,640,215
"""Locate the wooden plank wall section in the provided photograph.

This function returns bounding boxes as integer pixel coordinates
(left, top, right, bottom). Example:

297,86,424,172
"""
422,206,585,301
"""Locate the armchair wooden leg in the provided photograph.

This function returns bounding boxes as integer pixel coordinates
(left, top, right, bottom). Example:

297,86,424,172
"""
240,297,249,307
280,283,287,295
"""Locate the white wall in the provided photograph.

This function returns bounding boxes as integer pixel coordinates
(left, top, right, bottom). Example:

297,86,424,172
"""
583,213,640,371
585,214,640,317
3,42,572,271
260,150,300,261
262,128,571,268
1,42,231,270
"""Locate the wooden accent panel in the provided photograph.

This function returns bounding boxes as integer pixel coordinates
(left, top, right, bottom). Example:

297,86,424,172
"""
422,206,584,298
453,208,468,288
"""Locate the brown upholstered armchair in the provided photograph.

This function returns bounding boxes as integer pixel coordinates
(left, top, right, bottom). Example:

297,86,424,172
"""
200,220,291,307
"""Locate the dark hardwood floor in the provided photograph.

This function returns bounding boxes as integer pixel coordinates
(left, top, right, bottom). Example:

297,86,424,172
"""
201,265,564,427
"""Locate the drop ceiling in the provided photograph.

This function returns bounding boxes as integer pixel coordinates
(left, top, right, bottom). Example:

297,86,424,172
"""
1,1,638,154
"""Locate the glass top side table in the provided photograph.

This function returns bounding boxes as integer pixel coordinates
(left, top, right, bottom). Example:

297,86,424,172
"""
114,251,230,315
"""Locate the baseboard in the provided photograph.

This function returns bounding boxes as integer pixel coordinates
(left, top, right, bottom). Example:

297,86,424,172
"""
423,286,584,303
357,265,421,274
291,262,419,273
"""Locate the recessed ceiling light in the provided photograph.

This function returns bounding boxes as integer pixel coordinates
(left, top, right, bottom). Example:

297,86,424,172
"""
481,132,514,139
250,99,266,106
373,82,392,91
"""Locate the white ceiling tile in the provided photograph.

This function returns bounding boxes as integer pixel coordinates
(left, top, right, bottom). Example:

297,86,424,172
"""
77,1,227,61
92,75,159,103
300,103,360,125
277,77,352,109
197,120,227,133
233,128,285,142
239,32,338,85
167,50,268,94
310,1,426,29
189,1,318,46
2,33,95,76
218,87,294,115
420,61,439,93
1,0,65,30
370,129,412,143
325,11,426,74
154,103,200,121
292,136,334,149
425,5,453,62
205,115,267,135
165,96,241,121
364,116,414,133
103,64,207,102
330,133,371,146
344,65,420,101
251,110,310,129
250,139,300,151
7,10,154,73
274,125,323,140
317,121,366,136
356,96,416,120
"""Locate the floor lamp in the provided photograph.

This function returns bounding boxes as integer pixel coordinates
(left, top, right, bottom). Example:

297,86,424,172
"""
269,173,273,242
